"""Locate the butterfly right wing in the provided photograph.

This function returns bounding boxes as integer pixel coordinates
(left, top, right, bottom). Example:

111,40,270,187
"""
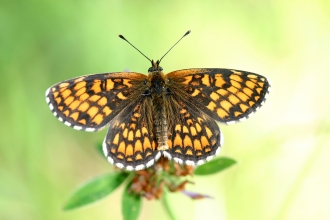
166,68,270,124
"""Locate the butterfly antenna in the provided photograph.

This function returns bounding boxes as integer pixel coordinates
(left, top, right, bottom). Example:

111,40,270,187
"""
118,34,152,62
159,30,191,63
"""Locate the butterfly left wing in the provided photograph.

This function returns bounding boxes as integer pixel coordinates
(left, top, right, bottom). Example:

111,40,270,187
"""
166,68,270,124
45,72,147,131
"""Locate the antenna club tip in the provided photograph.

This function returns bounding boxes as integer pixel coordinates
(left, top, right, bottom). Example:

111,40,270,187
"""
118,34,125,40
184,30,191,37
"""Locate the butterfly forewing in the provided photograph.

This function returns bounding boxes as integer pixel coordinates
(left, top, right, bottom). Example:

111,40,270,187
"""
167,68,270,124
45,72,147,131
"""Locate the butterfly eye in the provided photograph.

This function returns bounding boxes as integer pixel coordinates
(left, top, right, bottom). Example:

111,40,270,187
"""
165,88,172,95
142,89,151,96
148,66,163,72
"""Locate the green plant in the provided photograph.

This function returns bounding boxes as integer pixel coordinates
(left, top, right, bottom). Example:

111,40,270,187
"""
63,144,236,220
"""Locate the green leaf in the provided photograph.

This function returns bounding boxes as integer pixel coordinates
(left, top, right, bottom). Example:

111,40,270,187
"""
63,172,129,210
194,157,236,175
122,183,142,220
162,190,176,220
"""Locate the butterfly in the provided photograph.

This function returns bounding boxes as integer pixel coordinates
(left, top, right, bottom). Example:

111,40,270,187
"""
45,31,270,171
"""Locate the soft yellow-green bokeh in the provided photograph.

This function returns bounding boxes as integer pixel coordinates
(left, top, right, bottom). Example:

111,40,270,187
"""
1,0,330,219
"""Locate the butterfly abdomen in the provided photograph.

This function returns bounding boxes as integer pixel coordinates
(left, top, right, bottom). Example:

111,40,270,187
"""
149,71,169,151
153,108,168,151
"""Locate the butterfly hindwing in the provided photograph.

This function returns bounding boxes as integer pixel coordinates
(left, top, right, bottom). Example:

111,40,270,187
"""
45,72,147,131
166,68,270,124
163,95,222,166
102,97,161,171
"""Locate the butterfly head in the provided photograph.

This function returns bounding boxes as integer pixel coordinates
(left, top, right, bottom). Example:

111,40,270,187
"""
148,60,163,73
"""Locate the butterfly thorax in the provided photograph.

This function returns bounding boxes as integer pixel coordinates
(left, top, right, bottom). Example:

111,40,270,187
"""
147,60,169,151
149,72,166,95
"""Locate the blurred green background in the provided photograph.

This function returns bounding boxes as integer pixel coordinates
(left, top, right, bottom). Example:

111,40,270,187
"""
2,0,330,219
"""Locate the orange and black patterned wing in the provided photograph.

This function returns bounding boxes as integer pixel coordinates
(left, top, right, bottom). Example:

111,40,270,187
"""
163,96,222,166
102,97,160,171
166,68,270,124
45,72,147,131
